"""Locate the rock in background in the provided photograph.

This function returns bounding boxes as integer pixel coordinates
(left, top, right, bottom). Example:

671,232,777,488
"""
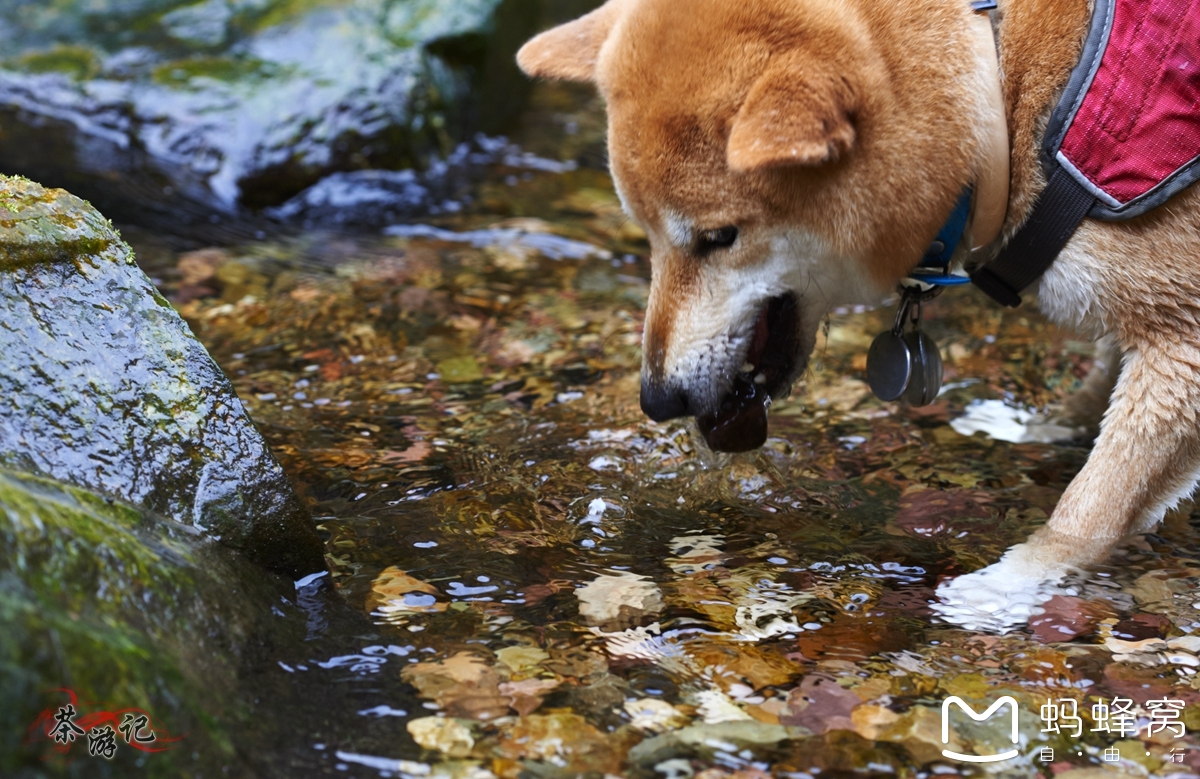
0,175,325,577
0,0,546,236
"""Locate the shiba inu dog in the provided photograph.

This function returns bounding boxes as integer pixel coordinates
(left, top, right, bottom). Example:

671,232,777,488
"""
517,0,1200,630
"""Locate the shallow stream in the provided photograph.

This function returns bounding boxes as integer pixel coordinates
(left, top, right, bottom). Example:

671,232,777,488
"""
128,80,1200,778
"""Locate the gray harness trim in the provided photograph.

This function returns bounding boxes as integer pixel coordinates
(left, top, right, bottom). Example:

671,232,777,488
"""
971,0,1200,306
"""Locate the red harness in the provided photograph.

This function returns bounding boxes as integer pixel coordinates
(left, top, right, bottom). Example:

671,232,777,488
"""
972,0,1200,306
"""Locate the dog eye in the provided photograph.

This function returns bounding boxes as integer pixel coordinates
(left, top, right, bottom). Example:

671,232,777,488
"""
696,226,739,255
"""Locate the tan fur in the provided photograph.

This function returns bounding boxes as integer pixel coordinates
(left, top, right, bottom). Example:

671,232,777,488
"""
726,49,860,170
997,0,1091,229
518,0,1200,591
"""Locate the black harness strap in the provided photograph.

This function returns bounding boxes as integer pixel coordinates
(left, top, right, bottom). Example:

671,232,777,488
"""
970,166,1097,307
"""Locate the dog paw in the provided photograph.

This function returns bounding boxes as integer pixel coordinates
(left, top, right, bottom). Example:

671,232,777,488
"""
1020,416,1090,444
931,552,1079,633
950,399,1084,444
1028,388,1112,443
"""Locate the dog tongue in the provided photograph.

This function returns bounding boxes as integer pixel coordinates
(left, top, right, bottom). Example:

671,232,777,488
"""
697,377,768,453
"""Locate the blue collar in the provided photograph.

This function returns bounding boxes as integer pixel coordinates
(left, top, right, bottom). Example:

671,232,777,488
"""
904,187,973,287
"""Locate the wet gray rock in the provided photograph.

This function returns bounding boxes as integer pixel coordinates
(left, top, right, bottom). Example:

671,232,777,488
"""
269,134,582,228
0,175,325,577
0,0,540,224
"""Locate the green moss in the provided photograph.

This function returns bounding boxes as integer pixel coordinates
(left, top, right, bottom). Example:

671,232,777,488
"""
0,471,185,610
15,45,101,81
0,236,116,271
0,470,236,775
151,56,289,87
244,0,353,33
0,174,49,213
0,176,119,270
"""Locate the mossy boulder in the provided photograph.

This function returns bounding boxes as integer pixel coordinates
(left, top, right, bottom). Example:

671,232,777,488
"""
0,468,289,777
0,176,325,577
0,0,544,223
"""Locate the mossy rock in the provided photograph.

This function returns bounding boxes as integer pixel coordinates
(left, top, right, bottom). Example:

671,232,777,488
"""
0,468,289,777
0,0,548,219
0,176,325,577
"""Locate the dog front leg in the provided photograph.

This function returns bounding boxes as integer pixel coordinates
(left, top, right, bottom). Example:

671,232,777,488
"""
1049,340,1200,536
936,340,1200,631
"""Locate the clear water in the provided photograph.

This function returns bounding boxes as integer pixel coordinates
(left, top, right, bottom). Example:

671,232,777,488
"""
138,80,1200,778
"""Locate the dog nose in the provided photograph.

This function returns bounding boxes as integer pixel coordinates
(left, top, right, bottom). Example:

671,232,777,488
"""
640,380,690,422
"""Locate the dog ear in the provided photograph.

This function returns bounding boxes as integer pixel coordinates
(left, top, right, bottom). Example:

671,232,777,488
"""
727,51,860,171
517,1,625,83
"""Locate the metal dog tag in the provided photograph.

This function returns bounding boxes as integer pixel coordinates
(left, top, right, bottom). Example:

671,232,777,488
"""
867,284,946,406
867,331,912,401
902,330,944,406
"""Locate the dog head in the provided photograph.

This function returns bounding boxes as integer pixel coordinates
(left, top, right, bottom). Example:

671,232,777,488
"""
519,0,983,451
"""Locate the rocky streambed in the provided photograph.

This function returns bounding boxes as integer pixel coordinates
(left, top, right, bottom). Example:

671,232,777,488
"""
6,6,1200,779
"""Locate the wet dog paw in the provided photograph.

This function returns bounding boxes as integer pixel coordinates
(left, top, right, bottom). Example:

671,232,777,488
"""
931,551,1079,633
1020,414,1091,444
950,399,1085,444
